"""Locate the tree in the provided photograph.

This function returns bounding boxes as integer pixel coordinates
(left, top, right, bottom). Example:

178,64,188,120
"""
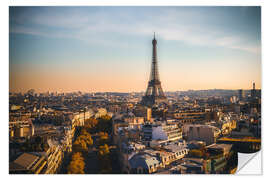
97,116,112,133
78,134,93,146
77,129,93,146
72,126,94,153
97,132,109,146
73,139,88,152
98,144,112,173
98,144,110,156
67,152,85,174
85,118,98,130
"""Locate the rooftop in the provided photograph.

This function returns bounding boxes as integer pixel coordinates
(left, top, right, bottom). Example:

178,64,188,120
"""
10,153,40,170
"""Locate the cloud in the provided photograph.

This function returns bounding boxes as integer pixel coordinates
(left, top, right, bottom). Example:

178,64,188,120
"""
10,7,261,54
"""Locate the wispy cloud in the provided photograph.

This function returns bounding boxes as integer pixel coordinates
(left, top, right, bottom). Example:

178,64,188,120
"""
10,7,261,54
9,7,261,92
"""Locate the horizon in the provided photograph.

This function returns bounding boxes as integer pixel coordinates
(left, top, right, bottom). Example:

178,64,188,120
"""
10,87,261,94
9,7,261,93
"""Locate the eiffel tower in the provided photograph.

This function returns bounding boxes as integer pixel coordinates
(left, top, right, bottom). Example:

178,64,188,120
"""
141,33,167,107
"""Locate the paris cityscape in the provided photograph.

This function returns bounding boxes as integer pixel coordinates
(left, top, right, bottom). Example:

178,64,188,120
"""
9,7,261,174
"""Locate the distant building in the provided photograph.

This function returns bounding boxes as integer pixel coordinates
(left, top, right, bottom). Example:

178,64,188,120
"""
238,89,245,101
185,124,221,145
141,34,167,107
172,111,206,124
94,108,107,118
73,109,94,127
133,106,153,122
251,82,256,99
146,108,152,122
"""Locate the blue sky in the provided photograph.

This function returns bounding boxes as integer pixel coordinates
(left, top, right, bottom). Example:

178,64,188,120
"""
9,6,261,92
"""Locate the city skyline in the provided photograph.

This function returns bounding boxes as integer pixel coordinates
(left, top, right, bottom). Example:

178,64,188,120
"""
9,7,261,93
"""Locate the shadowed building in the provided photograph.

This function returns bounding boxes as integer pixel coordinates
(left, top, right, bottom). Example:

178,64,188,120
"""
251,82,256,99
141,33,167,107
238,89,245,101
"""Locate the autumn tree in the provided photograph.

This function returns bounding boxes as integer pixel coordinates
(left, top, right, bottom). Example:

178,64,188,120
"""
72,127,93,152
67,152,85,174
98,144,110,156
85,118,98,128
78,134,93,146
97,115,112,133
73,138,88,152
97,132,109,146
98,144,112,173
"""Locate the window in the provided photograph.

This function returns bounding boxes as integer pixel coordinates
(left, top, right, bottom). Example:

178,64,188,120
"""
137,168,143,174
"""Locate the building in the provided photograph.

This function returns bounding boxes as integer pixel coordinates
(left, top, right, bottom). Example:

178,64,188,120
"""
127,141,189,174
73,109,94,127
9,120,34,138
178,158,208,174
142,121,182,143
141,34,167,107
238,89,245,101
44,138,64,174
123,115,145,129
157,142,189,165
133,106,153,122
185,124,221,145
251,82,256,99
172,111,206,124
128,151,161,174
206,144,233,156
206,144,234,173
94,108,107,118
9,152,47,174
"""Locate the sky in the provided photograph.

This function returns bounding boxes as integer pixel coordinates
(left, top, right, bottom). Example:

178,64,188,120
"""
9,6,261,93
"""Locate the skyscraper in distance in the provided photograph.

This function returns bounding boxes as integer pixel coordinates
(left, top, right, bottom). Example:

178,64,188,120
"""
251,82,256,99
238,89,245,101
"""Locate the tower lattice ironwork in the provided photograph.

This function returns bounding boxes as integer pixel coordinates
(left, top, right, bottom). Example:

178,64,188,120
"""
141,33,167,107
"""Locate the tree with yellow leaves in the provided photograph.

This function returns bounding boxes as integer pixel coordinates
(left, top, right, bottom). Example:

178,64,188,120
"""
98,144,112,173
98,144,110,156
67,152,85,174
73,138,88,152
85,118,98,129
